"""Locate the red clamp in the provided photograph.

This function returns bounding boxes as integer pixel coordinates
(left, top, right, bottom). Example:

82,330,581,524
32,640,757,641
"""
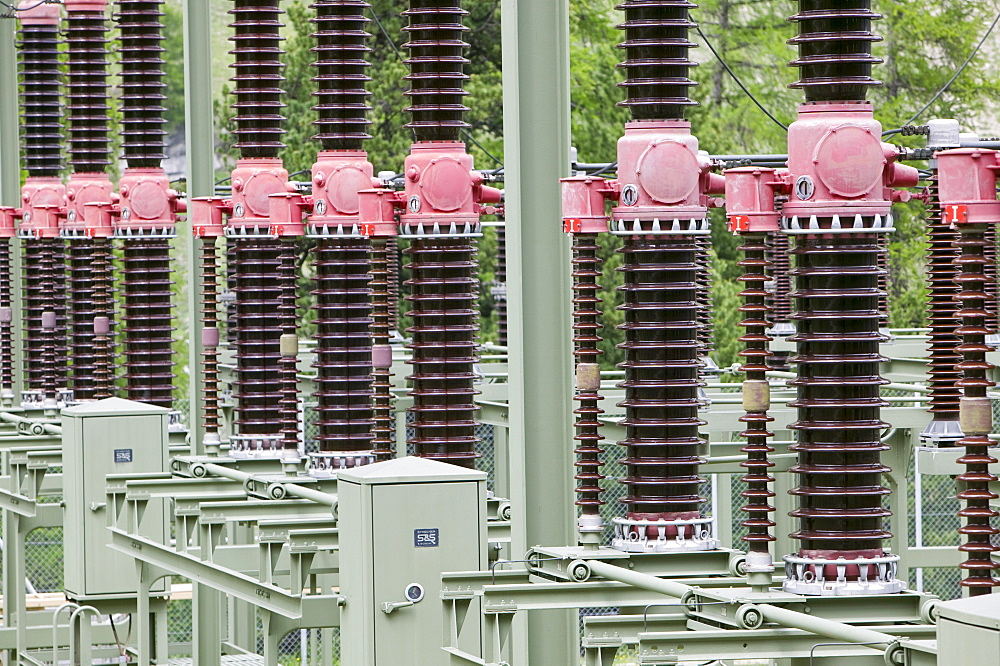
190,197,229,238
561,175,610,234
724,167,787,233
359,188,401,238
936,148,1000,225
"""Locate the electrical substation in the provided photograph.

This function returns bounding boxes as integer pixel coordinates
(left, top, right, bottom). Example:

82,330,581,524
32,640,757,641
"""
0,0,998,663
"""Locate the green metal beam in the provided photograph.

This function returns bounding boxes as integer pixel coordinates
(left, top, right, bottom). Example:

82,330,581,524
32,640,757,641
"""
109,528,309,618
183,0,216,453
0,15,17,207
500,0,577,662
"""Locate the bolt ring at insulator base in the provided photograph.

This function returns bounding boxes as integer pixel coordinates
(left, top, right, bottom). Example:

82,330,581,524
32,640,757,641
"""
781,553,904,596
611,517,719,553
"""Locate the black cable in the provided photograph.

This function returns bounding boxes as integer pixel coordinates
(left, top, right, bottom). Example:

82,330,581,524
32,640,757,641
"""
694,24,788,131
903,11,1000,126
0,0,59,13
462,131,503,168
370,7,403,61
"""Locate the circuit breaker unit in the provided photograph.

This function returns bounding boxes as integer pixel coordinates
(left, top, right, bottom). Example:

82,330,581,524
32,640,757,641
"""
338,456,487,666
937,595,1000,666
62,397,170,600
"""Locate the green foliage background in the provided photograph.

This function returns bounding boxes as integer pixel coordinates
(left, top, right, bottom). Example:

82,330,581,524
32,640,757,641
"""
175,0,1000,370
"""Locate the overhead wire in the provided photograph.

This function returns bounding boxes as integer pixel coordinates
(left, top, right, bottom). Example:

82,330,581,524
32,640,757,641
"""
694,23,789,131
902,10,1000,126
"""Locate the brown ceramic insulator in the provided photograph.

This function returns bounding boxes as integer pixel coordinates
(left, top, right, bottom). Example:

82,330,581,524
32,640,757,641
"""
312,239,375,453
91,238,115,398
696,232,713,355
22,240,68,391
121,239,174,408
232,239,282,436
765,231,793,371
616,235,706,518
65,9,111,172
370,239,395,459
229,0,286,158
67,241,99,400
310,0,372,151
924,172,963,420
278,240,300,451
405,238,481,467
226,240,238,343
983,224,998,334
876,233,889,325
953,223,1000,593
788,1,883,103
402,0,471,142
40,312,58,404
572,233,606,515
201,239,221,437
115,0,167,167
615,0,698,122
787,230,891,554
768,231,793,325
386,237,400,330
737,233,776,552
18,22,62,177
0,241,13,391
495,224,508,347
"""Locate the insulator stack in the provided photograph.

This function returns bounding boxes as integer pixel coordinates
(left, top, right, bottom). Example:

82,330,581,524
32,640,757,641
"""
40,311,58,405
923,173,963,428
616,0,697,121
495,224,508,347
572,234,606,521
121,239,174,408
696,232,713,355
311,0,372,151
201,239,221,440
737,233,776,558
278,241,300,453
0,241,13,397
405,239,481,467
311,240,375,460
370,240,395,460
19,14,62,177
22,240,68,391
402,0,470,142
224,0,289,454
788,1,882,103
617,237,706,518
386,237,400,330
876,234,889,326
229,0,286,158
91,239,114,398
953,223,1000,593
65,7,111,172
116,0,167,167
232,239,283,441
787,231,891,556
67,241,100,400
226,242,238,343
768,232,793,326
983,224,999,336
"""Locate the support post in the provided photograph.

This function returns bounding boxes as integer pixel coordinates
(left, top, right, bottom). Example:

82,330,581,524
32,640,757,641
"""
183,0,215,453
0,15,17,207
501,0,577,663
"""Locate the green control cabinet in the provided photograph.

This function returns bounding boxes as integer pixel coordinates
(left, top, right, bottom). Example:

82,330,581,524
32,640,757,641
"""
338,457,487,666
937,594,1000,666
62,397,170,600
